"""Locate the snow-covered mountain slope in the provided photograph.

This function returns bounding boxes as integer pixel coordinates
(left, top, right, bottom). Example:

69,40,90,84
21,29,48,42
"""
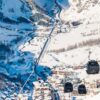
0,0,100,99
0,0,34,46
0,0,31,20
32,0,70,17
20,0,100,99
0,0,53,99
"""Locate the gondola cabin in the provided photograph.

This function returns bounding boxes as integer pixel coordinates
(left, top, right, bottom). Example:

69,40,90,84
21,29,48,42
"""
64,82,73,93
86,60,99,74
78,84,87,94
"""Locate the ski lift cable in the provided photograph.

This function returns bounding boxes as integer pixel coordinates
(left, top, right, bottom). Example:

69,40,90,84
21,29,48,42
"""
19,19,57,94
36,22,57,64
18,0,64,97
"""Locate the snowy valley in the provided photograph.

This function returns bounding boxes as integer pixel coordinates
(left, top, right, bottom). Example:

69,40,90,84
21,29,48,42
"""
0,0,100,100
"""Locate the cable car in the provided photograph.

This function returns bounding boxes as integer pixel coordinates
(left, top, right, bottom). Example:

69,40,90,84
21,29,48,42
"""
78,84,87,94
64,82,73,93
86,60,99,74
51,90,60,100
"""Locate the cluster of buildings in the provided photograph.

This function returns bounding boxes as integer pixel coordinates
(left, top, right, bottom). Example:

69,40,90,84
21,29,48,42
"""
33,64,100,100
